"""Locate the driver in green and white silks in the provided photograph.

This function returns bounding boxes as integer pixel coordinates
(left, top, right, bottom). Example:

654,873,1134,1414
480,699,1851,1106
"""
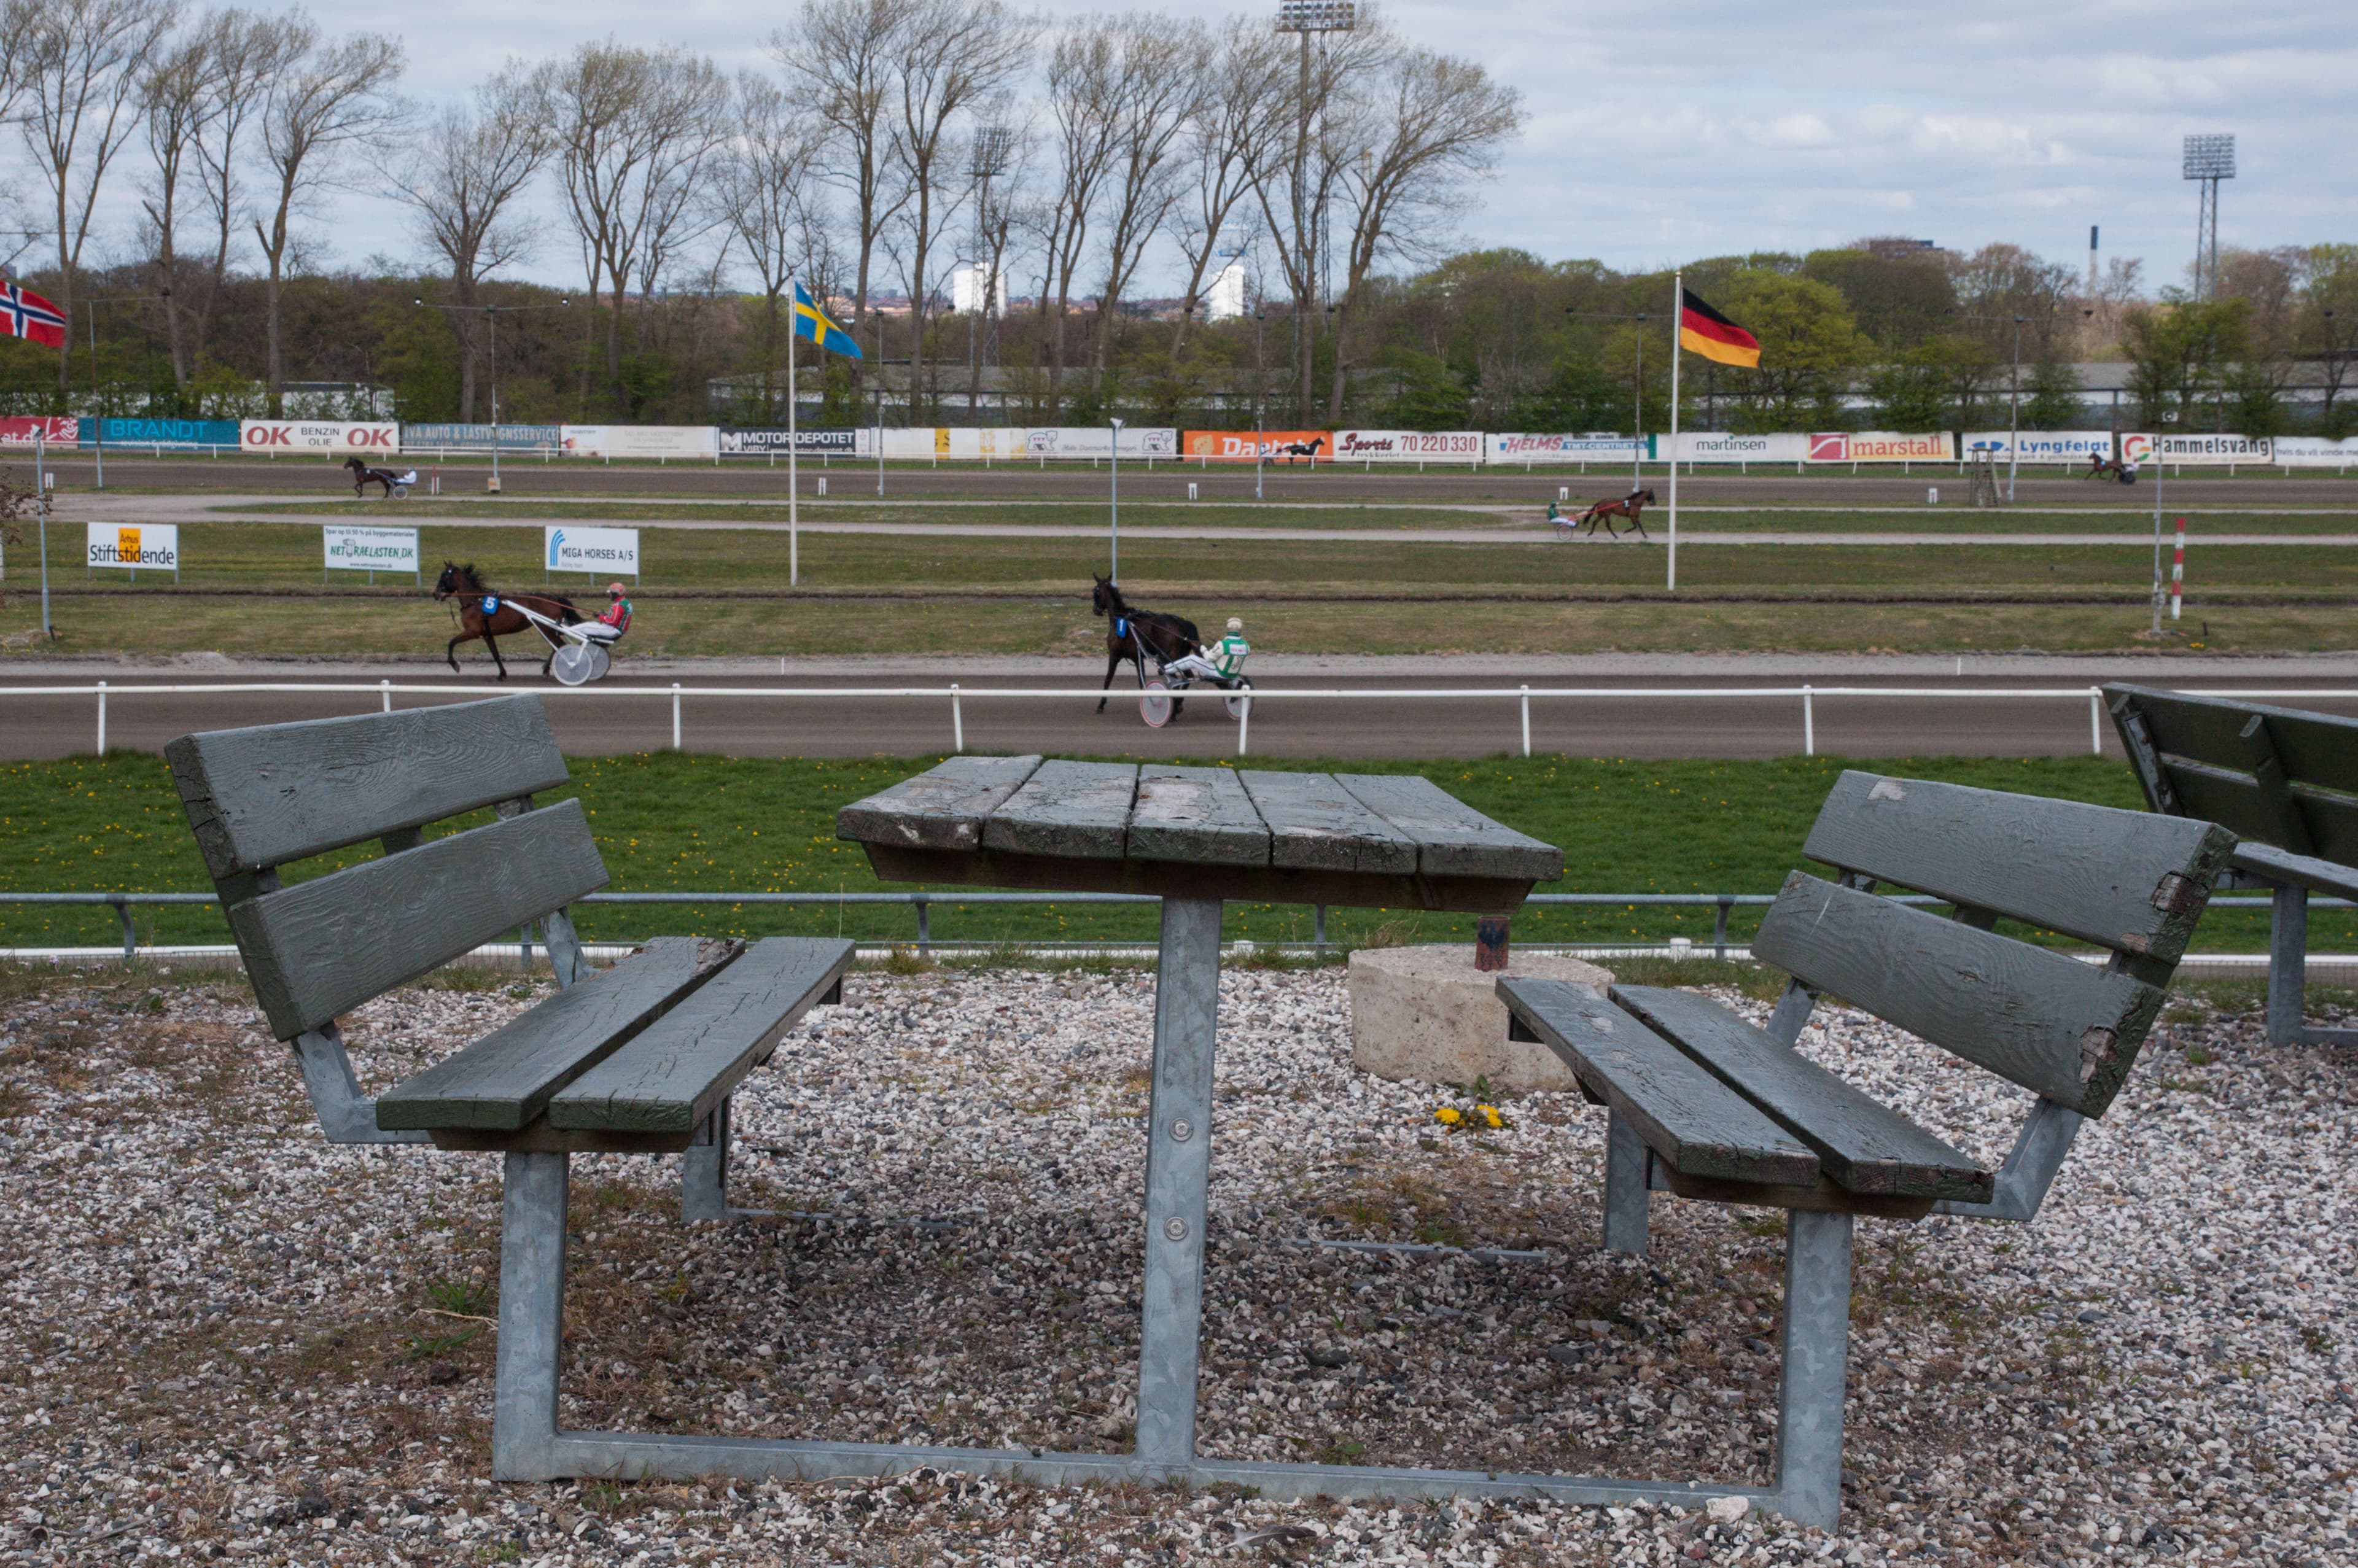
1210,617,1249,676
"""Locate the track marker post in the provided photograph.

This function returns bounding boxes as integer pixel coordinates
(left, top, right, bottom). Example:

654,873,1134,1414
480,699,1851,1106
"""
2170,518,2185,620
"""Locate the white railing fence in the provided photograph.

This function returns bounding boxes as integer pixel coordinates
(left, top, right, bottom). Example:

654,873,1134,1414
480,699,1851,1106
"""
10,681,2358,761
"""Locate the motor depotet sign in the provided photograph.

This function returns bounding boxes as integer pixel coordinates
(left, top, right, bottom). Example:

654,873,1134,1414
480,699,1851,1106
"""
1806,432,1955,462
324,525,419,573
718,428,859,456
1181,430,1333,461
1331,430,1482,462
545,525,639,577
87,522,179,570
239,420,400,454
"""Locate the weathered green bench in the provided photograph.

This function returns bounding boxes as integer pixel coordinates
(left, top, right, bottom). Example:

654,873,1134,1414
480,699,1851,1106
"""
2106,683,2358,1044
1500,770,2233,1528
168,696,850,1476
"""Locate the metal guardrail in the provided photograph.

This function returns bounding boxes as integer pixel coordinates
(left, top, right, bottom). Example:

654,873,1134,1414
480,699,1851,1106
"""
9,678,2358,759
6,888,2337,963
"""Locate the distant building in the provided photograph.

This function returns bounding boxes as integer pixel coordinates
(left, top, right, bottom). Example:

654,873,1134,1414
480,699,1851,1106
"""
1860,237,1949,265
1205,261,1248,322
949,264,1010,317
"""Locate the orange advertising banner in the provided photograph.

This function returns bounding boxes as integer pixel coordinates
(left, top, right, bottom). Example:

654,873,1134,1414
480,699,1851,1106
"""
1182,430,1334,462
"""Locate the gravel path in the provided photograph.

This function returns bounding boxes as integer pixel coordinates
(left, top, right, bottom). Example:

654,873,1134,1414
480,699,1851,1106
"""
0,961,2351,1566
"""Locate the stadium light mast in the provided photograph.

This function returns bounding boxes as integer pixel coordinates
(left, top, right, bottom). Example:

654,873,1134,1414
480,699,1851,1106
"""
1275,1,1355,424
967,123,1013,421
2182,134,2235,300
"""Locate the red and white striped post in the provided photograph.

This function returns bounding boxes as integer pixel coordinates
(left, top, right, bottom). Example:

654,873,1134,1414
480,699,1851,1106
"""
2169,517,2185,621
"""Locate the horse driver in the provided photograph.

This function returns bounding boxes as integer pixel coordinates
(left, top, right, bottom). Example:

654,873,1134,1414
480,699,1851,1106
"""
1210,616,1250,677
597,582,632,635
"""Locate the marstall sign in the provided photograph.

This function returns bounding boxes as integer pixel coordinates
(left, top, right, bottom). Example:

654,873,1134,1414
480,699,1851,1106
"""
1807,432,1954,462
88,523,179,571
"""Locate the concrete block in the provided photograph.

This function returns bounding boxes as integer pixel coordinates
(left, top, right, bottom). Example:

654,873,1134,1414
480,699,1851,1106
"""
1347,945,1614,1093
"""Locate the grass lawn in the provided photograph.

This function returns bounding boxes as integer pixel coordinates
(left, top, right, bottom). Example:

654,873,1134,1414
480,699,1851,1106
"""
0,750,2327,957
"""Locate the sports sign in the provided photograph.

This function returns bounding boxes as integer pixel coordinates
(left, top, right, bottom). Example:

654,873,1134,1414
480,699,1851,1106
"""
545,525,639,578
324,525,419,575
87,522,179,571
239,420,400,454
1331,430,1482,462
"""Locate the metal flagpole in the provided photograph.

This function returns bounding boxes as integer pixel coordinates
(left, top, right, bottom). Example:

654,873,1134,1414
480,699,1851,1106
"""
788,280,800,589
1667,271,1681,593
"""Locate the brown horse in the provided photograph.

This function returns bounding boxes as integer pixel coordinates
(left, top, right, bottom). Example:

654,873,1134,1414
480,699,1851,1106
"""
1573,487,1657,539
2084,453,2137,484
434,561,583,680
1092,576,1202,715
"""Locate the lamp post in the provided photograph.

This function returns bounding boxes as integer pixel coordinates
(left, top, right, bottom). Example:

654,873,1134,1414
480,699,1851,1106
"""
418,296,570,491
33,428,50,638
1567,308,1651,487
1253,303,1268,500
1109,416,1124,582
1275,2,1357,422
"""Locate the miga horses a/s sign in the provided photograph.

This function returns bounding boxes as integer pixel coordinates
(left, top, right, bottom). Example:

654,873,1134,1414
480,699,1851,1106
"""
87,523,179,570
545,526,639,578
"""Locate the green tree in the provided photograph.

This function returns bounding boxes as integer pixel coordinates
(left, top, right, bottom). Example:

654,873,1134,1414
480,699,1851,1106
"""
1379,348,1472,430
1719,271,1864,427
1866,346,1950,432
2020,359,2084,430
2122,297,2249,429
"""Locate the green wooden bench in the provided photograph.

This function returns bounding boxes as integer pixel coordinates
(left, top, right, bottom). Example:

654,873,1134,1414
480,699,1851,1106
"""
1500,770,2233,1528
2106,683,2358,1044
167,696,850,1475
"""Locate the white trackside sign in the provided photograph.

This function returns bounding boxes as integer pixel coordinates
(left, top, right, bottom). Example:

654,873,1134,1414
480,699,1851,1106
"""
87,522,179,570
323,525,419,573
545,525,639,576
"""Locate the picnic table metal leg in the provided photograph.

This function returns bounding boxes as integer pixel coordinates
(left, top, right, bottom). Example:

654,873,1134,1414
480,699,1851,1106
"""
1135,896,1222,1469
1601,1110,1649,1256
1773,1208,1854,1531
681,1097,731,1222
493,1151,568,1481
2268,882,2307,1047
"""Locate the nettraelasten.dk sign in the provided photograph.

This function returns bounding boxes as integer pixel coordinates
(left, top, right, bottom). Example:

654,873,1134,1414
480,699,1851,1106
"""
324,525,419,573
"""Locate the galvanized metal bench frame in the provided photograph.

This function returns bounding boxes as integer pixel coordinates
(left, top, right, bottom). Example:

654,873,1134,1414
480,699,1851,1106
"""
2107,683,2358,1046
1501,770,2233,1528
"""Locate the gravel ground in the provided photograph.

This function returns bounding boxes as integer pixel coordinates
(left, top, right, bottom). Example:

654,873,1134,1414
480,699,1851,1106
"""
1,959,2352,1567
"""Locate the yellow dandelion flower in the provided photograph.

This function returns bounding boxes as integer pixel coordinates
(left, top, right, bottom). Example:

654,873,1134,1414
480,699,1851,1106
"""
1433,1107,1461,1127
1478,1104,1503,1130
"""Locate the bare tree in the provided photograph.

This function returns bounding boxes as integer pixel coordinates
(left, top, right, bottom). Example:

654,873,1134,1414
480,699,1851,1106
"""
771,0,913,396
533,41,728,416
395,66,548,421
1032,21,1124,417
251,22,406,412
1167,25,1286,372
713,74,833,424
138,17,216,391
187,9,308,380
887,0,1030,421
10,0,179,391
1088,14,1203,392
1321,44,1522,418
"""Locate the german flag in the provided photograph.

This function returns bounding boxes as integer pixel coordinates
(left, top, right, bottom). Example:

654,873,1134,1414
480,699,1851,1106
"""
1678,289,1760,368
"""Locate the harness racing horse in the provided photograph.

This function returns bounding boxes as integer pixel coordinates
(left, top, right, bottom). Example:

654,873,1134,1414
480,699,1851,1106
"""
1273,435,1326,464
2084,453,2136,484
1573,487,1657,539
343,456,407,497
433,561,583,680
1092,575,1203,715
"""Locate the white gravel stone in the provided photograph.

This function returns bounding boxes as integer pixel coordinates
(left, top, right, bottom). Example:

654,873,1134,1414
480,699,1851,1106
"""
0,962,2351,1567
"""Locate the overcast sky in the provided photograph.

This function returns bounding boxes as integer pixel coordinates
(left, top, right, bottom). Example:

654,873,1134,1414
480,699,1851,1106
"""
95,0,2358,297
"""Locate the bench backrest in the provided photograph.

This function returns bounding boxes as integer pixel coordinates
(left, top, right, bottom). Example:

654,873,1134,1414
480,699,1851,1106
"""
2104,684,2358,861
167,697,609,1041
1759,770,2235,1118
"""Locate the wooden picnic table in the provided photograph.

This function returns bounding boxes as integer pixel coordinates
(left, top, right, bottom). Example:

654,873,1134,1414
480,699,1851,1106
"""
836,756,1561,1479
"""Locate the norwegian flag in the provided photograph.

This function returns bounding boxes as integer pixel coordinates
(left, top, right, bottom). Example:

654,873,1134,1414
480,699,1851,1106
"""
0,281,68,347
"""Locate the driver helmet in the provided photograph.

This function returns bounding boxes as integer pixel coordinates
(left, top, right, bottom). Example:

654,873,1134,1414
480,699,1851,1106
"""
1226,617,1243,633
607,582,626,599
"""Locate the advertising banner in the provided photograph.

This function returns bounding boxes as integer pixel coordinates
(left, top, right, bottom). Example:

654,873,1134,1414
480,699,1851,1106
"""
403,423,564,451
1959,431,2120,464
1805,431,1955,463
87,522,179,571
92,417,240,447
719,427,860,456
559,425,717,459
240,419,400,454
545,525,639,578
1330,430,1483,463
2154,433,2271,464
1017,426,1180,459
2271,437,2358,467
0,416,80,445
1667,432,1810,464
324,525,420,575
1485,433,1641,464
1183,430,1333,462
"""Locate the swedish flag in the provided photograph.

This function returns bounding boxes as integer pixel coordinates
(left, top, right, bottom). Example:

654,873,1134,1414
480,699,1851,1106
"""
793,282,863,359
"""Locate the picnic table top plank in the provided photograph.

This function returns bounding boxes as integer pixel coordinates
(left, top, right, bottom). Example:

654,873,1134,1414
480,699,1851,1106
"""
375,937,730,1131
981,761,1140,859
1129,766,1271,866
1337,772,1564,881
834,754,1043,853
1234,770,1418,874
549,937,854,1134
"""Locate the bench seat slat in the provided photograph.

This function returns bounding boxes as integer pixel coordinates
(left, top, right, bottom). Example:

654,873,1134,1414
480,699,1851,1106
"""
230,799,609,1040
1609,985,1993,1201
1800,770,2232,963
549,937,855,1134
1496,977,1819,1187
167,697,569,879
375,939,728,1131
2231,841,2358,901
1751,872,2166,1118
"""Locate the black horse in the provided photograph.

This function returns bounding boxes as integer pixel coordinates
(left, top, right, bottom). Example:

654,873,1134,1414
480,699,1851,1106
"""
1092,576,1202,714
343,455,405,497
433,561,582,680
1274,435,1326,464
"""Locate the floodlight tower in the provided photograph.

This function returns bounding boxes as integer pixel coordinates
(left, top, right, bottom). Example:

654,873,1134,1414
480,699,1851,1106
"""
1274,1,1355,422
967,123,1014,420
2182,134,2235,300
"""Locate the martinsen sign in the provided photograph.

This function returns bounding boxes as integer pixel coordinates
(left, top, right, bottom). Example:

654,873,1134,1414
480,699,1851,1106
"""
1668,432,1808,463
545,526,639,578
